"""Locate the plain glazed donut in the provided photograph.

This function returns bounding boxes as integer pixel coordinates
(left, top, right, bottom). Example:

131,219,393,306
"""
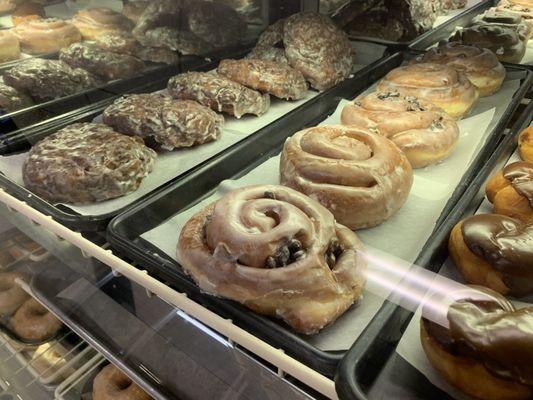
12,18,82,55
421,286,533,400
280,125,413,229
0,30,21,63
0,272,29,317
449,214,533,297
376,63,479,119
72,7,133,41
519,126,533,163
10,298,62,342
412,42,506,97
341,91,460,168
93,364,152,400
177,184,367,335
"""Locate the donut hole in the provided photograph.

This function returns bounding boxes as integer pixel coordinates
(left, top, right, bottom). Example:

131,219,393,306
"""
115,375,133,391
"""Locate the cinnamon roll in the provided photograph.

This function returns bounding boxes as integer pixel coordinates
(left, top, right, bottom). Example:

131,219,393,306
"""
376,63,479,119
217,59,307,100
280,126,413,229
421,286,533,400
72,7,133,41
0,30,21,63
412,43,506,97
12,18,82,55
177,185,367,335
486,161,533,223
449,214,533,297
341,91,459,168
519,126,533,163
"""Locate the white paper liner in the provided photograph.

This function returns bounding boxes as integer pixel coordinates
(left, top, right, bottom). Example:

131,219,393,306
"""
396,148,533,400
139,79,519,351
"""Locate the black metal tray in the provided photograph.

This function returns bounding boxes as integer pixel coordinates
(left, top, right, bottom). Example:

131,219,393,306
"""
0,43,391,232
335,99,533,400
106,50,532,377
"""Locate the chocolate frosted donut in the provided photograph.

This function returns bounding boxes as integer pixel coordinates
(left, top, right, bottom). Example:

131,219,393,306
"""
421,286,533,400
103,94,224,150
0,272,29,317
72,7,133,41
10,298,62,342
60,43,145,82
177,184,367,334
3,58,99,101
93,364,152,400
449,214,533,296
167,72,270,118
23,123,156,204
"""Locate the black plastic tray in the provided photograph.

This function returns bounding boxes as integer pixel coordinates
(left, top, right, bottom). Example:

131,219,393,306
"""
335,99,533,400
0,44,391,232
106,50,532,377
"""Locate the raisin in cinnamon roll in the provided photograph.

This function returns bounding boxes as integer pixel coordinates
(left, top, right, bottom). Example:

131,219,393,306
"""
376,63,479,120
449,214,533,297
280,126,413,229
177,185,366,334
341,91,459,168
421,286,533,400
412,42,506,97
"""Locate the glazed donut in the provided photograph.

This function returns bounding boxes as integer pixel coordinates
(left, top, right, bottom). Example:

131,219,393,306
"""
122,1,150,23
177,184,367,334
376,63,479,119
486,161,533,223
93,364,152,400
0,272,29,317
217,59,308,100
421,286,533,400
449,214,533,296
0,30,21,63
341,91,460,168
280,126,413,229
11,2,45,26
12,18,82,55
519,126,533,163
72,7,133,41
10,298,62,342
412,42,506,97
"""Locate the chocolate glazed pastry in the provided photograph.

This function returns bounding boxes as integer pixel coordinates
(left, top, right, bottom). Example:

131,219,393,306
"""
177,184,367,335
217,59,308,100
136,27,212,55
0,77,33,114
59,43,145,82
167,72,270,118
421,286,533,400
3,59,99,101
486,161,533,223
102,94,224,150
449,214,533,296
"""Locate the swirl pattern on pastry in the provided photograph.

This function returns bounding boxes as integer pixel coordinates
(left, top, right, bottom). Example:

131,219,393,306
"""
341,91,460,168
103,94,224,150
177,184,367,334
0,77,33,113
12,18,81,55
421,286,533,400
167,72,270,118
449,214,533,296
217,59,307,100
412,42,506,97
93,364,152,400
0,30,21,63
376,63,479,119
72,7,133,41
280,126,413,229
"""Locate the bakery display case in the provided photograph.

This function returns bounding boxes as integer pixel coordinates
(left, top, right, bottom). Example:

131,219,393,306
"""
0,1,532,400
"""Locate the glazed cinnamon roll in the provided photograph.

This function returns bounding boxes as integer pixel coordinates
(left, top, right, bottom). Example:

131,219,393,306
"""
421,286,533,400
412,43,506,97
376,63,479,119
519,126,533,163
280,126,413,229
12,18,82,55
486,161,533,223
341,91,459,168
449,214,533,297
72,7,133,41
177,185,367,335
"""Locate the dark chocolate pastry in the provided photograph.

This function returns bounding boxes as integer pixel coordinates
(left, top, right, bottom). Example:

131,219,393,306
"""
136,27,212,55
0,77,33,114
346,9,406,41
3,58,99,101
132,0,189,37
59,42,145,82
102,93,224,150
22,123,156,204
